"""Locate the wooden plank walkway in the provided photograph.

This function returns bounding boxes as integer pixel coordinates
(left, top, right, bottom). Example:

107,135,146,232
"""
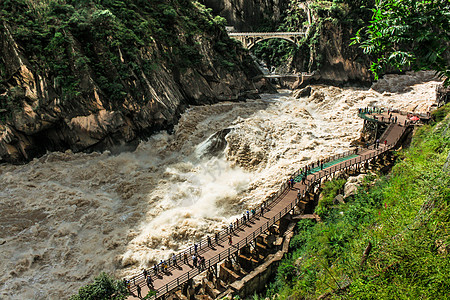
126,113,410,299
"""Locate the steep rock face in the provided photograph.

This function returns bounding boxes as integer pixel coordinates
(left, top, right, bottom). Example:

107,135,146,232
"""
313,21,372,83
288,21,372,85
200,0,289,31
0,1,263,163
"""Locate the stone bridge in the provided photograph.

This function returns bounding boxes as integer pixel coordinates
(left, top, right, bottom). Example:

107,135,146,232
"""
228,31,307,49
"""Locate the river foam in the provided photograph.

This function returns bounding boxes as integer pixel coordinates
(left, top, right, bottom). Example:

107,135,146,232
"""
0,71,440,299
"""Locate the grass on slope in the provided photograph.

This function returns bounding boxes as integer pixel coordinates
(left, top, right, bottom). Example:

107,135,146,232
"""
262,104,450,300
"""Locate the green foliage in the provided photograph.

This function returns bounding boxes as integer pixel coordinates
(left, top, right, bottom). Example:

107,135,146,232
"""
315,178,346,217
432,103,450,123
0,0,246,113
353,0,450,85
69,272,129,300
264,115,450,299
252,39,298,69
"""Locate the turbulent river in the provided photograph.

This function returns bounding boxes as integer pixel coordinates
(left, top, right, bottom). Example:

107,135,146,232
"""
0,71,440,299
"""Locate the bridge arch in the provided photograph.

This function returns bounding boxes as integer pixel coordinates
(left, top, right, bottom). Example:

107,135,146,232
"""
228,31,306,50
248,36,298,50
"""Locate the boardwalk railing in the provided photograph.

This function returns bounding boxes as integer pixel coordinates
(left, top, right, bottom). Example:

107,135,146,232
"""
126,119,408,298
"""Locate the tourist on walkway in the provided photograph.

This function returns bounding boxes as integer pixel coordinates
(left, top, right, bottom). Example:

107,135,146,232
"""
192,255,197,268
289,177,294,189
201,256,206,269
153,264,158,275
197,256,203,270
251,209,256,216
384,140,387,146
146,275,153,289
124,279,130,291
260,205,264,216
376,139,380,149
297,189,301,200
183,252,188,264
207,236,212,247
229,223,233,233
228,235,232,245
143,269,148,278
194,243,198,254
246,210,250,220
172,254,177,266
136,284,142,299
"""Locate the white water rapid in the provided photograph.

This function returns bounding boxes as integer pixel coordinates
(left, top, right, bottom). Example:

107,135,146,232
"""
0,71,440,299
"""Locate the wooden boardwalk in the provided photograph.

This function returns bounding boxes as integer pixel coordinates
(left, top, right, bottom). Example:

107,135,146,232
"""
126,112,412,299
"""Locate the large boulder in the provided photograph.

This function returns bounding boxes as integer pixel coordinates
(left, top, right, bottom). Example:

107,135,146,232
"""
344,174,366,199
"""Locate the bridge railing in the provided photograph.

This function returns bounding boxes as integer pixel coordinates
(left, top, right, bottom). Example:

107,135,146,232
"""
228,32,306,37
126,117,408,297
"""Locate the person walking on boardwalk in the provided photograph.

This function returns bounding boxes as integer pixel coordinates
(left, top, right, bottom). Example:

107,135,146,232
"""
201,256,206,269
260,205,264,216
215,232,219,244
207,236,212,247
384,140,387,146
228,235,233,245
194,243,198,254
172,253,177,266
136,284,142,299
246,210,250,220
289,177,294,189
229,223,233,233
153,264,158,275
146,275,153,289
376,139,380,149
192,255,197,268
297,189,301,200
183,252,188,264
302,173,306,184
143,268,148,279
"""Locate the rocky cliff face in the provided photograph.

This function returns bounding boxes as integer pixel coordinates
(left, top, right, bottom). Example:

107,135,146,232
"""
0,0,264,163
294,20,372,85
200,0,289,31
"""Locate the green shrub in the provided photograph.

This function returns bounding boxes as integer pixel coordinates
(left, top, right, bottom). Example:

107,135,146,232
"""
69,272,129,300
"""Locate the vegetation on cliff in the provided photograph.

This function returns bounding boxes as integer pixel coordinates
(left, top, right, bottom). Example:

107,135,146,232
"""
353,0,450,85
0,0,259,162
262,104,450,299
0,0,248,113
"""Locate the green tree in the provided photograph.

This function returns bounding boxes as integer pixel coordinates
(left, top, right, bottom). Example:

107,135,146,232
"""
353,0,450,85
70,272,129,300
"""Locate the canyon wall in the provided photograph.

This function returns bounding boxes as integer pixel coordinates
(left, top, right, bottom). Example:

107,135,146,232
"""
200,0,289,31
0,0,263,163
